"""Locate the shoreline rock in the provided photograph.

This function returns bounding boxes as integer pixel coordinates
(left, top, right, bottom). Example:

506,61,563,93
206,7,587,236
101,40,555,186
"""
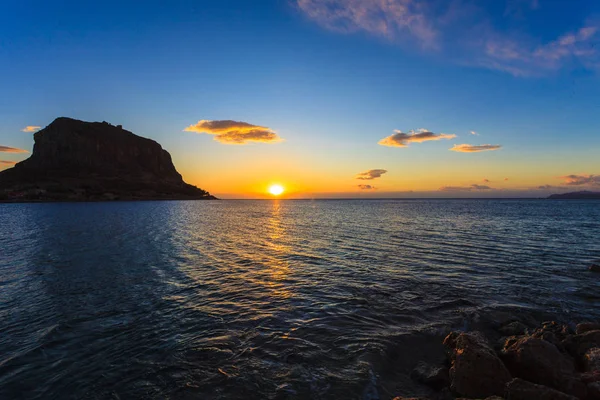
395,319,600,400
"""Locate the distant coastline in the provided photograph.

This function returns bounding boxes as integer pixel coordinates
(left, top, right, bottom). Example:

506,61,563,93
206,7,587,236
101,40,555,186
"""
547,191,600,199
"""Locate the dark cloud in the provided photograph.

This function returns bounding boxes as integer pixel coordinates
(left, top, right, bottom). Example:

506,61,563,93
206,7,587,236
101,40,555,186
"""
450,144,502,152
356,169,388,180
561,174,600,186
184,120,283,145
378,129,456,148
483,178,490,183
0,145,28,153
439,184,493,191
358,184,376,190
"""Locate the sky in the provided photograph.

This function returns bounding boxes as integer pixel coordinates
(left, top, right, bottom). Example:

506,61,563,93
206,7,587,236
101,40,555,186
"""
0,0,599,198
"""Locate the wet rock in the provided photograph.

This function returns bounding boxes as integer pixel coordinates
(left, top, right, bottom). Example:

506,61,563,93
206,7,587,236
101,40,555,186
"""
392,397,428,400
590,264,600,273
577,323,600,335
410,361,449,391
563,330,600,360
502,336,586,398
499,321,528,336
443,331,511,398
505,378,578,400
584,348,600,372
532,321,572,342
456,397,504,400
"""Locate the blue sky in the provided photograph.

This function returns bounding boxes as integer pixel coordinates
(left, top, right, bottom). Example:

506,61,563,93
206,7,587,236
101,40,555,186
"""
1,0,599,197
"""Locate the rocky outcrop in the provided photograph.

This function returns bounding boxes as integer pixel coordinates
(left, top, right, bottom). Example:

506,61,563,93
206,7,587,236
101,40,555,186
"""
0,117,215,201
395,319,600,400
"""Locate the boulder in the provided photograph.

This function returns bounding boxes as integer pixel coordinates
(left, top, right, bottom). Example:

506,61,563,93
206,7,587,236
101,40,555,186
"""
505,378,578,400
410,362,449,391
578,323,600,335
443,331,511,398
532,321,572,341
502,337,586,398
584,348,600,372
563,330,600,360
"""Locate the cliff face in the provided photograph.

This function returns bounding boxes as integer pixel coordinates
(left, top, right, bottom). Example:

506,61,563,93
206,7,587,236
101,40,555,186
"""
0,117,215,201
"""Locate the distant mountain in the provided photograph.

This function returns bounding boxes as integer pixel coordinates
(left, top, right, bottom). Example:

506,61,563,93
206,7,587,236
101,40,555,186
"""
0,117,216,202
548,191,600,199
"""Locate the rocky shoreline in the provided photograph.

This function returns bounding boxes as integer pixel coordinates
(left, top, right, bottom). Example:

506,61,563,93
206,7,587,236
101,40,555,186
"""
394,319,600,400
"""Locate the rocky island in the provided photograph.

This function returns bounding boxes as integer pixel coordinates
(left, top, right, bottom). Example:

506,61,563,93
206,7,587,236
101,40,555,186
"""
0,117,215,202
548,192,600,200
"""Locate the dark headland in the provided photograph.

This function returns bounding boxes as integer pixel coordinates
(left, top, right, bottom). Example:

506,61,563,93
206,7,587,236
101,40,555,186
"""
548,191,600,200
0,117,216,202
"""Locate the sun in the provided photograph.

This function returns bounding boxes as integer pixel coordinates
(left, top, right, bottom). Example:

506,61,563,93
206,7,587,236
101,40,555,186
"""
268,184,285,196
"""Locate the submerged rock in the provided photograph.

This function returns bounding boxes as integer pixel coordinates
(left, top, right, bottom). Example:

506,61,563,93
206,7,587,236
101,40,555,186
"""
410,362,449,391
505,378,578,400
499,321,528,336
443,331,511,398
590,264,600,273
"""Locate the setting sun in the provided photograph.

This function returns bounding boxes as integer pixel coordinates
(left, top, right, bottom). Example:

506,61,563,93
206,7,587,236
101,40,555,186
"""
268,184,284,196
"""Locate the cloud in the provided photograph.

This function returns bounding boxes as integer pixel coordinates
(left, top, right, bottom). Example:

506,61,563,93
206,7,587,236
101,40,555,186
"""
504,178,509,181
450,144,502,153
0,160,16,165
470,131,478,135
439,184,493,191
483,178,490,183
296,0,437,47
21,126,41,133
184,120,283,145
537,184,563,190
378,129,456,148
296,0,600,76
560,174,600,186
0,145,28,153
356,169,388,180
358,184,376,190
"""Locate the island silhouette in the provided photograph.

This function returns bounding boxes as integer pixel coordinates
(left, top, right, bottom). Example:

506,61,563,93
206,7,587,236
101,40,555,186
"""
0,117,215,202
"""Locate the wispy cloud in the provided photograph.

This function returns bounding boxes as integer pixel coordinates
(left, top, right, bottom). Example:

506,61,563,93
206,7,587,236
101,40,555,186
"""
297,0,600,76
450,144,502,153
439,184,493,191
504,178,509,181
0,160,16,165
0,145,28,153
379,129,456,148
21,126,41,133
358,184,376,190
356,169,388,180
296,0,437,47
184,120,283,145
470,130,478,135
483,178,490,183
560,174,600,186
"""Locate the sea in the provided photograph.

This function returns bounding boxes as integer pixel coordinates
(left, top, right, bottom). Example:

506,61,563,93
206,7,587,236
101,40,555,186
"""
1,199,599,399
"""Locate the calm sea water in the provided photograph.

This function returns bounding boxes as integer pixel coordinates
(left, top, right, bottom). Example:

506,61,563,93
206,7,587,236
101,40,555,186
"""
1,199,600,399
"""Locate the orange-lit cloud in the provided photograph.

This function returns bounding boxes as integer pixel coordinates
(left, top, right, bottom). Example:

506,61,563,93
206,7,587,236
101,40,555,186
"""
483,178,490,183
450,144,502,153
560,174,600,186
439,184,493,191
356,169,387,180
184,120,283,145
379,129,456,148
21,126,41,133
470,131,478,135
358,184,376,190
0,160,16,165
0,145,28,153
